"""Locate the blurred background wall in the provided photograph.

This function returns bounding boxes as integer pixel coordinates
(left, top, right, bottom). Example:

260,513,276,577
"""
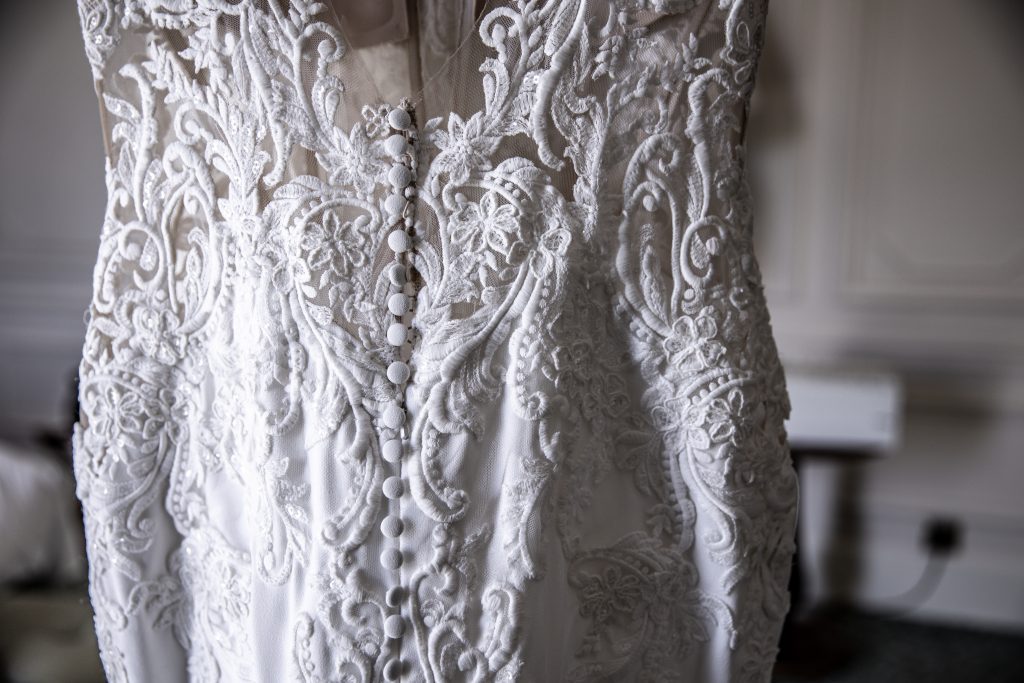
0,2,105,439
747,0,1024,631
0,1,1021,674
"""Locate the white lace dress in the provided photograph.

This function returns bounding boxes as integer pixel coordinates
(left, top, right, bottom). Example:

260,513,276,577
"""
72,1,798,681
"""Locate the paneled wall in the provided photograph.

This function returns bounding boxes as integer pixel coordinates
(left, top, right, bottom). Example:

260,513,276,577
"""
748,0,1024,630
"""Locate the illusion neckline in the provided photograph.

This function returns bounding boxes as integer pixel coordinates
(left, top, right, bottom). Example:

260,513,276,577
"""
320,0,498,110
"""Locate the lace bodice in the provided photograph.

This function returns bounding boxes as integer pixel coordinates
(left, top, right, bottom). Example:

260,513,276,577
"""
72,1,798,681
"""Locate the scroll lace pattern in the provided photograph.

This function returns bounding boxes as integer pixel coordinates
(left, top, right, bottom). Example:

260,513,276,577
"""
73,1,798,681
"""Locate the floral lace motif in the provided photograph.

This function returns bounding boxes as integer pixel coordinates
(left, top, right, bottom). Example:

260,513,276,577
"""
73,1,797,681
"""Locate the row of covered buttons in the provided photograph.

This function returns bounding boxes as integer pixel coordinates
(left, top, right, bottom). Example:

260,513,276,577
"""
379,101,417,682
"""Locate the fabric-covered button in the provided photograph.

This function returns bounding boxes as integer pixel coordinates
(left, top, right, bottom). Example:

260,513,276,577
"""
383,657,402,681
387,262,406,287
382,438,402,463
388,107,412,131
388,293,410,316
381,515,404,538
384,134,408,158
387,361,410,385
380,548,403,570
384,614,405,639
387,229,410,254
386,585,405,607
382,403,405,429
388,164,412,188
382,476,404,500
384,193,406,218
387,322,408,346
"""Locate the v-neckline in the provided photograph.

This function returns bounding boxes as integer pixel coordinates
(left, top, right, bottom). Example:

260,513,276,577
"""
318,0,497,111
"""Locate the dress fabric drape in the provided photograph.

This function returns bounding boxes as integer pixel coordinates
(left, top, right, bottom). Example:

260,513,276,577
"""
72,0,798,681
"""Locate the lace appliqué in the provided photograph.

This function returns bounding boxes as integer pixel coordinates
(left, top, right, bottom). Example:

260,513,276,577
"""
72,1,797,681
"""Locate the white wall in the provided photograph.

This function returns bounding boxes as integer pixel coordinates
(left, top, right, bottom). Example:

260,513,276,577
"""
748,0,1024,631
0,3,105,438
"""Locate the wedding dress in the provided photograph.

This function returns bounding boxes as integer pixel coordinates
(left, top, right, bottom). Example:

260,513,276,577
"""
72,1,798,681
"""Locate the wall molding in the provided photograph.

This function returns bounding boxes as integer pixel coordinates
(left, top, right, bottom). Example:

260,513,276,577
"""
835,0,1024,310
805,498,1024,633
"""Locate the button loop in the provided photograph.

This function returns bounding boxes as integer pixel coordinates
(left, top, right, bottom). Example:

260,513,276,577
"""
378,98,418,681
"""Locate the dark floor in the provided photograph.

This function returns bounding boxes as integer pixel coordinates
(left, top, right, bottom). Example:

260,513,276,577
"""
774,606,1024,683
